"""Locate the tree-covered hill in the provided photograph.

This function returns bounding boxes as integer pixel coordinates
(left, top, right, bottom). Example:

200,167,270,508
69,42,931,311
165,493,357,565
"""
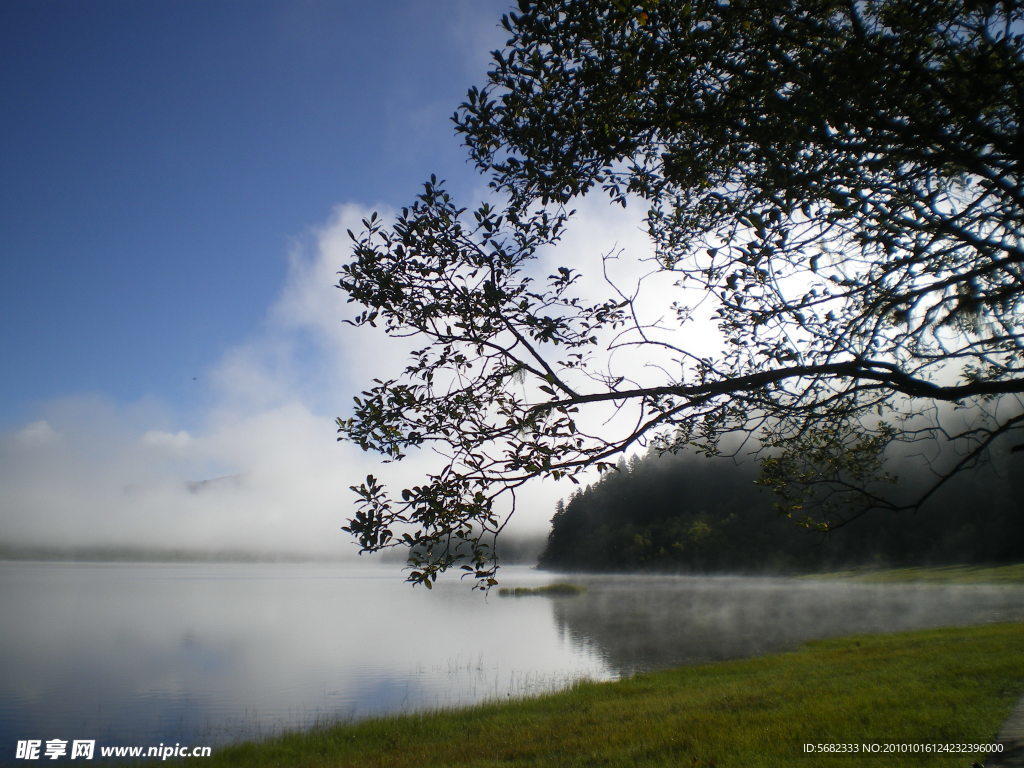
538,447,1024,574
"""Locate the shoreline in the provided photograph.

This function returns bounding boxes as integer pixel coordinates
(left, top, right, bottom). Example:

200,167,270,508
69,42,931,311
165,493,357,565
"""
137,622,1024,768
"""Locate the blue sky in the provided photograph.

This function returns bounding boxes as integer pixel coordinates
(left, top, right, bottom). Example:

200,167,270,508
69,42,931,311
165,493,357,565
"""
0,0,534,552
0,0,671,555
1,0,505,428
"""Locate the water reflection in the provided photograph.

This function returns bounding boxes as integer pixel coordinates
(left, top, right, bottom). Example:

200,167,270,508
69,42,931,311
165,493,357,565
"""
1,562,1021,756
551,574,1024,675
0,562,605,752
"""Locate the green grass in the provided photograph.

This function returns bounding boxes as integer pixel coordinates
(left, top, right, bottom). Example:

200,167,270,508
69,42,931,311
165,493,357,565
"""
497,582,586,597
806,562,1024,585
148,622,1024,768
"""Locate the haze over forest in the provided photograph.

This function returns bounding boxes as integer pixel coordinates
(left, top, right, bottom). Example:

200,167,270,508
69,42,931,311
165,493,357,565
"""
538,442,1024,574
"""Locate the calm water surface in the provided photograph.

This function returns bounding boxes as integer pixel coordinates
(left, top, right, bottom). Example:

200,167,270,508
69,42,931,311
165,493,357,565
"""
1,561,1022,755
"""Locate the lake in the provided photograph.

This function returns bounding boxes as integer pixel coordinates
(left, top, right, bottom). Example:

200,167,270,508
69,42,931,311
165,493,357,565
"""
2,560,1022,756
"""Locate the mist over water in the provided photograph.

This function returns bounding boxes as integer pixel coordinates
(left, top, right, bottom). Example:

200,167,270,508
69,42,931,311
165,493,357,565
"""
550,574,1024,675
1,561,1021,758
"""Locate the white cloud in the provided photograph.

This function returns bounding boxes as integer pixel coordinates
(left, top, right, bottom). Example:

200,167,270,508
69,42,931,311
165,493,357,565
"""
0,203,423,556
15,420,58,445
141,429,193,452
1,190,724,556
510,196,726,480
545,195,724,383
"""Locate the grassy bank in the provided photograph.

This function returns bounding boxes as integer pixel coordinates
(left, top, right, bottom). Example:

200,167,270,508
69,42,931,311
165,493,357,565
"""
154,622,1024,768
807,562,1024,585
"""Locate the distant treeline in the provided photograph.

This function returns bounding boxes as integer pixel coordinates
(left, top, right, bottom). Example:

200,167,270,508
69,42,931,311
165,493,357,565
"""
0,544,344,564
538,448,1024,574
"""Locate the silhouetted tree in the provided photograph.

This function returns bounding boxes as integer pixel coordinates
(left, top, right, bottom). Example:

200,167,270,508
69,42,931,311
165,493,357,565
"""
338,0,1024,586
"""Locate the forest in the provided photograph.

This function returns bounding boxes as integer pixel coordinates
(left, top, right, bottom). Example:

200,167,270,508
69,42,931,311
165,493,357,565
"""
538,445,1024,574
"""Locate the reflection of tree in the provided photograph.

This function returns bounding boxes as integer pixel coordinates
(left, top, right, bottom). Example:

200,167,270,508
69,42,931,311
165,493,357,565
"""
548,577,1024,677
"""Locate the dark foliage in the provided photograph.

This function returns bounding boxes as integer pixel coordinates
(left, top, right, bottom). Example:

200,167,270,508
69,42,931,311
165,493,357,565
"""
540,448,1024,573
337,0,1024,586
